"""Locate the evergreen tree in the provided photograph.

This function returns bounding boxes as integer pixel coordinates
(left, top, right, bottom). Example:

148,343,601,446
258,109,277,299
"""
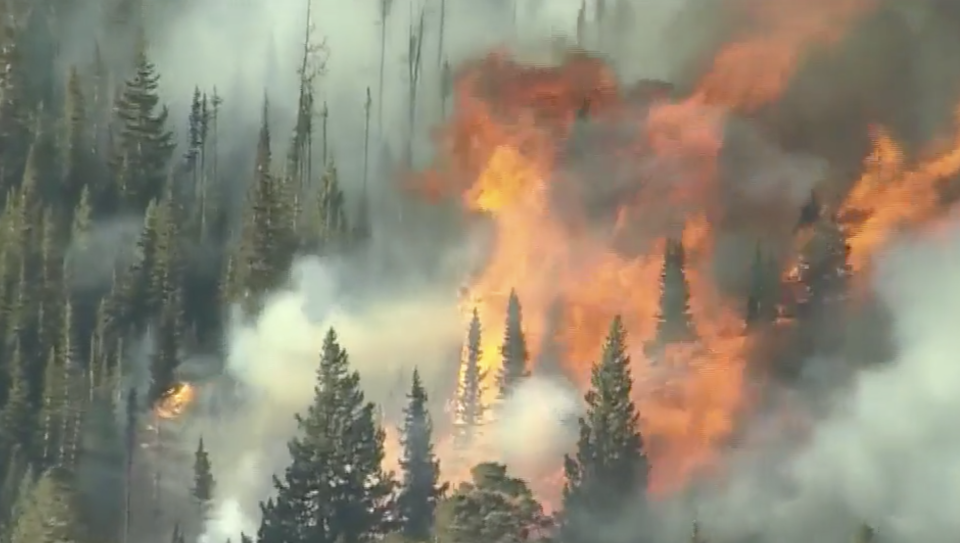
745,243,779,328
192,437,215,517
435,463,550,543
148,292,182,407
796,215,852,318
62,66,91,217
233,98,296,314
562,316,649,543
112,33,174,212
308,161,349,253
257,328,396,543
0,24,30,194
453,309,486,450
654,239,695,344
0,341,32,469
397,369,446,540
8,467,80,543
496,289,529,402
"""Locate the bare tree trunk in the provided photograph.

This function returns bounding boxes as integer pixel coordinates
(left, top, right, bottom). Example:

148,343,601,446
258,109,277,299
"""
122,388,138,543
377,0,393,139
363,88,371,197
404,8,425,169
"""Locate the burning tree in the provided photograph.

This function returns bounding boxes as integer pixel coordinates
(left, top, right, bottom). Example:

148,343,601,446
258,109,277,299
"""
654,239,696,345
496,289,530,402
453,309,486,451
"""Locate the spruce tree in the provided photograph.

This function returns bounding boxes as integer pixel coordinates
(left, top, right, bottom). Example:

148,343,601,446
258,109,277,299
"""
496,289,529,402
234,98,296,314
561,316,649,543
8,467,80,543
745,243,779,328
62,66,91,217
654,239,695,344
796,216,852,318
112,33,174,212
0,27,29,195
453,309,486,450
398,369,446,540
312,161,349,253
193,437,215,517
257,328,396,543
0,341,32,469
794,214,852,354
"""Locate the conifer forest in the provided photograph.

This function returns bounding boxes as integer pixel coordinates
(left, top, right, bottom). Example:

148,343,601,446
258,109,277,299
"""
4,0,960,543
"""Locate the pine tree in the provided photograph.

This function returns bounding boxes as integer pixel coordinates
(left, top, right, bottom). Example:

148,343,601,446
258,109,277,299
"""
148,292,182,407
233,98,296,314
745,243,779,328
62,67,91,217
561,316,650,543
796,215,852,318
112,32,174,212
192,437,215,517
496,289,529,401
311,161,349,253
0,23,30,195
8,467,80,543
453,309,486,450
257,328,396,543
0,341,33,469
654,238,695,344
398,369,446,540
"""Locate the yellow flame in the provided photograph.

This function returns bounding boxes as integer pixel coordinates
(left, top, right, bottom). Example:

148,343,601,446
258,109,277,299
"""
155,382,196,419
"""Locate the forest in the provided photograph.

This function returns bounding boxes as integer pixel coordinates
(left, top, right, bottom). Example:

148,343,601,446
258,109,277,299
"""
2,0,960,543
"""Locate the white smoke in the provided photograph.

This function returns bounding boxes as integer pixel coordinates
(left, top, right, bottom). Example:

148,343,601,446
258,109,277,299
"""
693,219,960,543
491,376,581,468
197,256,464,542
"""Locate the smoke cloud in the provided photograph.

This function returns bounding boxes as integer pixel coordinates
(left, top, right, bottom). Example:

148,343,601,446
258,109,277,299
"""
193,255,463,541
685,219,960,543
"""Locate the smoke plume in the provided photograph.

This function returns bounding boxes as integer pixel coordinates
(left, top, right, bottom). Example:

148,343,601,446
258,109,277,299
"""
686,219,960,543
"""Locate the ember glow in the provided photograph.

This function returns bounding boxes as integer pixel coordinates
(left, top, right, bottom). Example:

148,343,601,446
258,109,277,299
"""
155,382,196,420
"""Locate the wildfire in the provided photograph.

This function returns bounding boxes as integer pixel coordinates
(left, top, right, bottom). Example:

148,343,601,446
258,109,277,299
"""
423,0,960,497
155,382,196,420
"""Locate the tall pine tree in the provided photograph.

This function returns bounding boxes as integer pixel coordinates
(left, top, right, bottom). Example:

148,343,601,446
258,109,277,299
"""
562,316,649,543
745,243,779,328
193,437,215,518
496,289,529,402
257,328,396,543
453,309,485,450
112,31,174,213
397,368,446,540
654,239,695,345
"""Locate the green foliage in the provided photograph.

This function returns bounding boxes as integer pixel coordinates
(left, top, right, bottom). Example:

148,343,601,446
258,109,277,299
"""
562,316,649,543
745,243,780,327
192,437,215,515
257,328,397,543
435,463,551,543
655,238,695,344
496,289,529,402
454,309,486,450
8,467,81,543
398,369,447,540
112,35,174,213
